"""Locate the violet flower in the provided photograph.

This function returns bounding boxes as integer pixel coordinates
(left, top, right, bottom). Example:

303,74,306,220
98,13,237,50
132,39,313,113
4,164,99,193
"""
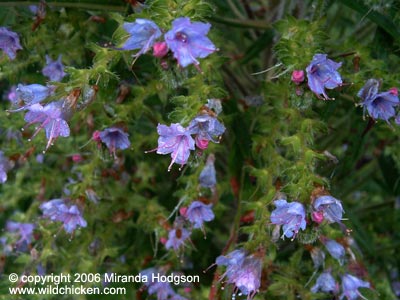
313,195,344,224
120,19,161,56
42,55,66,82
323,239,346,265
6,221,35,245
0,151,11,184
311,271,338,294
306,53,342,100
199,154,216,188
270,199,306,239
10,83,54,112
188,114,225,144
24,101,70,150
358,79,399,122
216,250,261,299
165,228,191,251
40,199,87,233
340,274,371,300
147,123,195,171
165,17,217,68
186,201,215,229
98,127,130,156
0,27,22,60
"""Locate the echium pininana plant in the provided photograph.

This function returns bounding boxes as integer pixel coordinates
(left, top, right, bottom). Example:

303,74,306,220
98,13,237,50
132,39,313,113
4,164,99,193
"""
1,1,400,300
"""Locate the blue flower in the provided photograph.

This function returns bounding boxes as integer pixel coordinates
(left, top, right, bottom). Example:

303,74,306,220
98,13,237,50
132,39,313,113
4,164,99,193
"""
306,54,342,100
6,221,35,245
188,114,225,143
270,199,306,239
165,17,217,68
140,268,175,299
0,151,11,184
216,250,261,299
313,195,344,224
199,154,216,188
186,201,215,229
57,205,87,233
99,127,130,156
24,101,70,150
311,271,338,294
40,199,87,233
323,238,346,265
0,27,22,60
358,79,399,122
165,228,191,251
11,84,54,112
340,274,370,300
42,55,66,82
230,255,262,298
120,19,161,56
148,123,195,171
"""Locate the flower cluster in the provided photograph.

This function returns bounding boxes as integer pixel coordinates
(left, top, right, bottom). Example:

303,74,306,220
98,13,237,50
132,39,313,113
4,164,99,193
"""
291,53,342,99
40,199,87,233
215,249,262,299
119,17,217,68
147,105,225,171
312,272,371,300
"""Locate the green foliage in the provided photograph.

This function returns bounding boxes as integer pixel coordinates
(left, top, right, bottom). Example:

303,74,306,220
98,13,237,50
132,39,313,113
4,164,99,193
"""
0,0,400,300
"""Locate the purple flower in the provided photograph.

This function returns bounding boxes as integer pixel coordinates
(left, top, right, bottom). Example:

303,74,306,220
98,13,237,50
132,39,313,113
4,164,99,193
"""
199,154,216,188
270,199,306,239
5,85,18,104
120,19,161,56
165,17,217,68
148,123,195,171
311,271,338,294
165,228,191,251
40,199,66,220
6,221,35,245
99,127,130,156
230,255,262,298
186,201,215,229
188,114,225,143
216,250,261,299
358,79,399,122
340,274,371,300
0,27,22,60
306,53,342,100
57,205,87,233
140,268,187,300
313,195,344,224
24,101,70,150
42,55,66,82
10,84,54,112
323,239,345,265
40,199,87,233
0,151,11,184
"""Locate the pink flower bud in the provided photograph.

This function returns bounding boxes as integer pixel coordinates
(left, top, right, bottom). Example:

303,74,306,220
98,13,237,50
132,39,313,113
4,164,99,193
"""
389,87,398,96
160,237,167,245
195,136,209,150
72,154,83,162
312,211,324,224
153,42,168,58
92,130,101,142
291,70,305,85
179,206,188,217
